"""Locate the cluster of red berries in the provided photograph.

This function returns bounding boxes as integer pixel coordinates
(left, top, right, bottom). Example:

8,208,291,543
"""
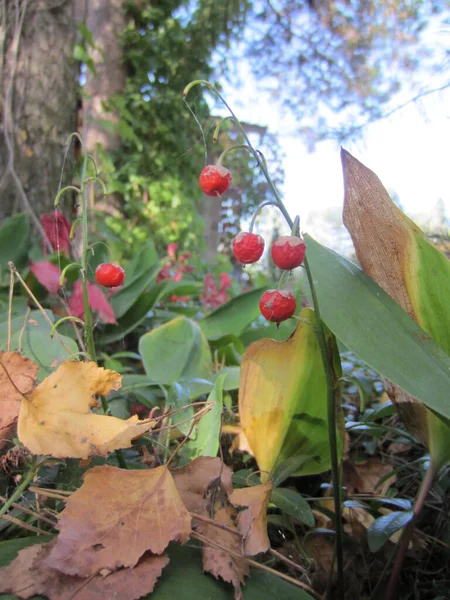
232,232,305,323
199,164,305,324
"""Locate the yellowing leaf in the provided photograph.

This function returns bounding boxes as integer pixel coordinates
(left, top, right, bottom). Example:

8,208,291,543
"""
18,361,155,458
239,308,343,479
342,149,450,470
42,464,191,577
0,352,39,449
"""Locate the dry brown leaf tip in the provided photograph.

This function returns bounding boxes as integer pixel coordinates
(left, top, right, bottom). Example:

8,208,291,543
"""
17,361,156,458
0,351,39,449
0,543,169,600
230,482,272,556
42,464,191,578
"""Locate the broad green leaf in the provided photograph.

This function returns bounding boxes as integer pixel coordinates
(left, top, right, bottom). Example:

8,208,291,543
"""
0,310,77,379
125,241,158,280
240,320,296,346
239,307,343,479
304,234,450,423
139,316,212,385
209,334,244,366
272,455,316,487
110,264,159,318
367,510,413,552
199,287,268,339
271,488,315,527
341,149,450,471
187,373,226,458
151,543,314,600
0,295,29,322
0,213,30,276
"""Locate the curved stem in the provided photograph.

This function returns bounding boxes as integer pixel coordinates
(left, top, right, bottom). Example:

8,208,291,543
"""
0,460,38,520
384,465,436,600
213,115,235,141
217,144,254,165
248,201,280,232
196,81,345,598
50,316,84,338
54,185,81,208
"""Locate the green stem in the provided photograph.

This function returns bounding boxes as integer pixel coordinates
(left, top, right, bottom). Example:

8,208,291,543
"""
248,201,280,232
217,144,254,165
190,81,345,598
79,152,96,362
0,462,38,520
51,316,84,338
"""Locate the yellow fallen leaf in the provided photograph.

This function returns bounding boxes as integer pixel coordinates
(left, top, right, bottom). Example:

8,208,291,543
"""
18,361,156,458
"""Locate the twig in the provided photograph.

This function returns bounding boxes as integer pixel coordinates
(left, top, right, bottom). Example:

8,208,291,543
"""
269,547,310,579
166,411,199,467
192,530,320,599
0,494,58,527
0,358,29,400
9,262,73,355
384,465,436,600
190,511,242,536
1,513,48,535
29,486,71,501
7,264,14,351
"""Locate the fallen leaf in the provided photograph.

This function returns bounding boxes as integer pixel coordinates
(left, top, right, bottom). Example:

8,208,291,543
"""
344,458,395,496
0,352,39,449
29,261,62,294
18,361,156,458
198,478,249,599
171,456,233,514
230,483,272,555
0,543,169,600
42,464,191,577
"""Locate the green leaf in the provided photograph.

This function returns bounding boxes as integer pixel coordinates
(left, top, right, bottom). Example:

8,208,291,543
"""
270,488,315,527
124,241,158,280
139,316,212,385
272,455,316,487
199,287,268,339
240,320,296,346
110,265,159,318
187,373,226,458
367,510,413,552
305,235,450,422
0,310,78,379
0,213,30,276
150,543,314,600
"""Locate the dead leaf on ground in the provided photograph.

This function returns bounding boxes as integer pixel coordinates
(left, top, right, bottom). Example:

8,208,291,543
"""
18,361,156,458
171,456,233,514
230,483,272,556
198,478,249,600
0,543,168,600
0,352,39,449
344,458,396,496
41,464,191,577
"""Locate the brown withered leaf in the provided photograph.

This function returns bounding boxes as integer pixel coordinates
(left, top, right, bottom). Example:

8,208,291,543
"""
18,361,156,458
171,456,233,514
42,464,191,577
198,480,249,600
0,543,168,600
344,458,395,497
0,352,39,449
230,483,272,556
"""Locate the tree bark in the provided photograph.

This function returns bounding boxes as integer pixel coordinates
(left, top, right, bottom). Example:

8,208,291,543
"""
0,0,80,225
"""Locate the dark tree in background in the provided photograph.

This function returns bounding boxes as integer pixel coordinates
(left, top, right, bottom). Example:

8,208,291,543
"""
0,0,79,226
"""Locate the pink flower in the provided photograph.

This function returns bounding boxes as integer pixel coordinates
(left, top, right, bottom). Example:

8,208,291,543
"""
40,211,71,256
167,243,178,259
68,280,116,324
29,261,62,294
200,272,232,310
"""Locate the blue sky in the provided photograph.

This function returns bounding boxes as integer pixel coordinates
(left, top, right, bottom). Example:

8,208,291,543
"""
213,67,450,249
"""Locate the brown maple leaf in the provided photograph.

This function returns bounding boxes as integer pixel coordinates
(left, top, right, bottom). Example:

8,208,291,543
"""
41,464,191,577
0,352,39,449
230,482,272,556
0,543,168,600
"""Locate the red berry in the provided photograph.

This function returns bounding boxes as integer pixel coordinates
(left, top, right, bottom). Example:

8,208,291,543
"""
271,236,306,270
95,263,125,288
232,232,265,264
199,165,231,196
259,289,296,323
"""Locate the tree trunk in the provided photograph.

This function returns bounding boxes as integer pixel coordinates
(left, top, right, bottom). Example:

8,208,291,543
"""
80,0,127,155
0,0,79,226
